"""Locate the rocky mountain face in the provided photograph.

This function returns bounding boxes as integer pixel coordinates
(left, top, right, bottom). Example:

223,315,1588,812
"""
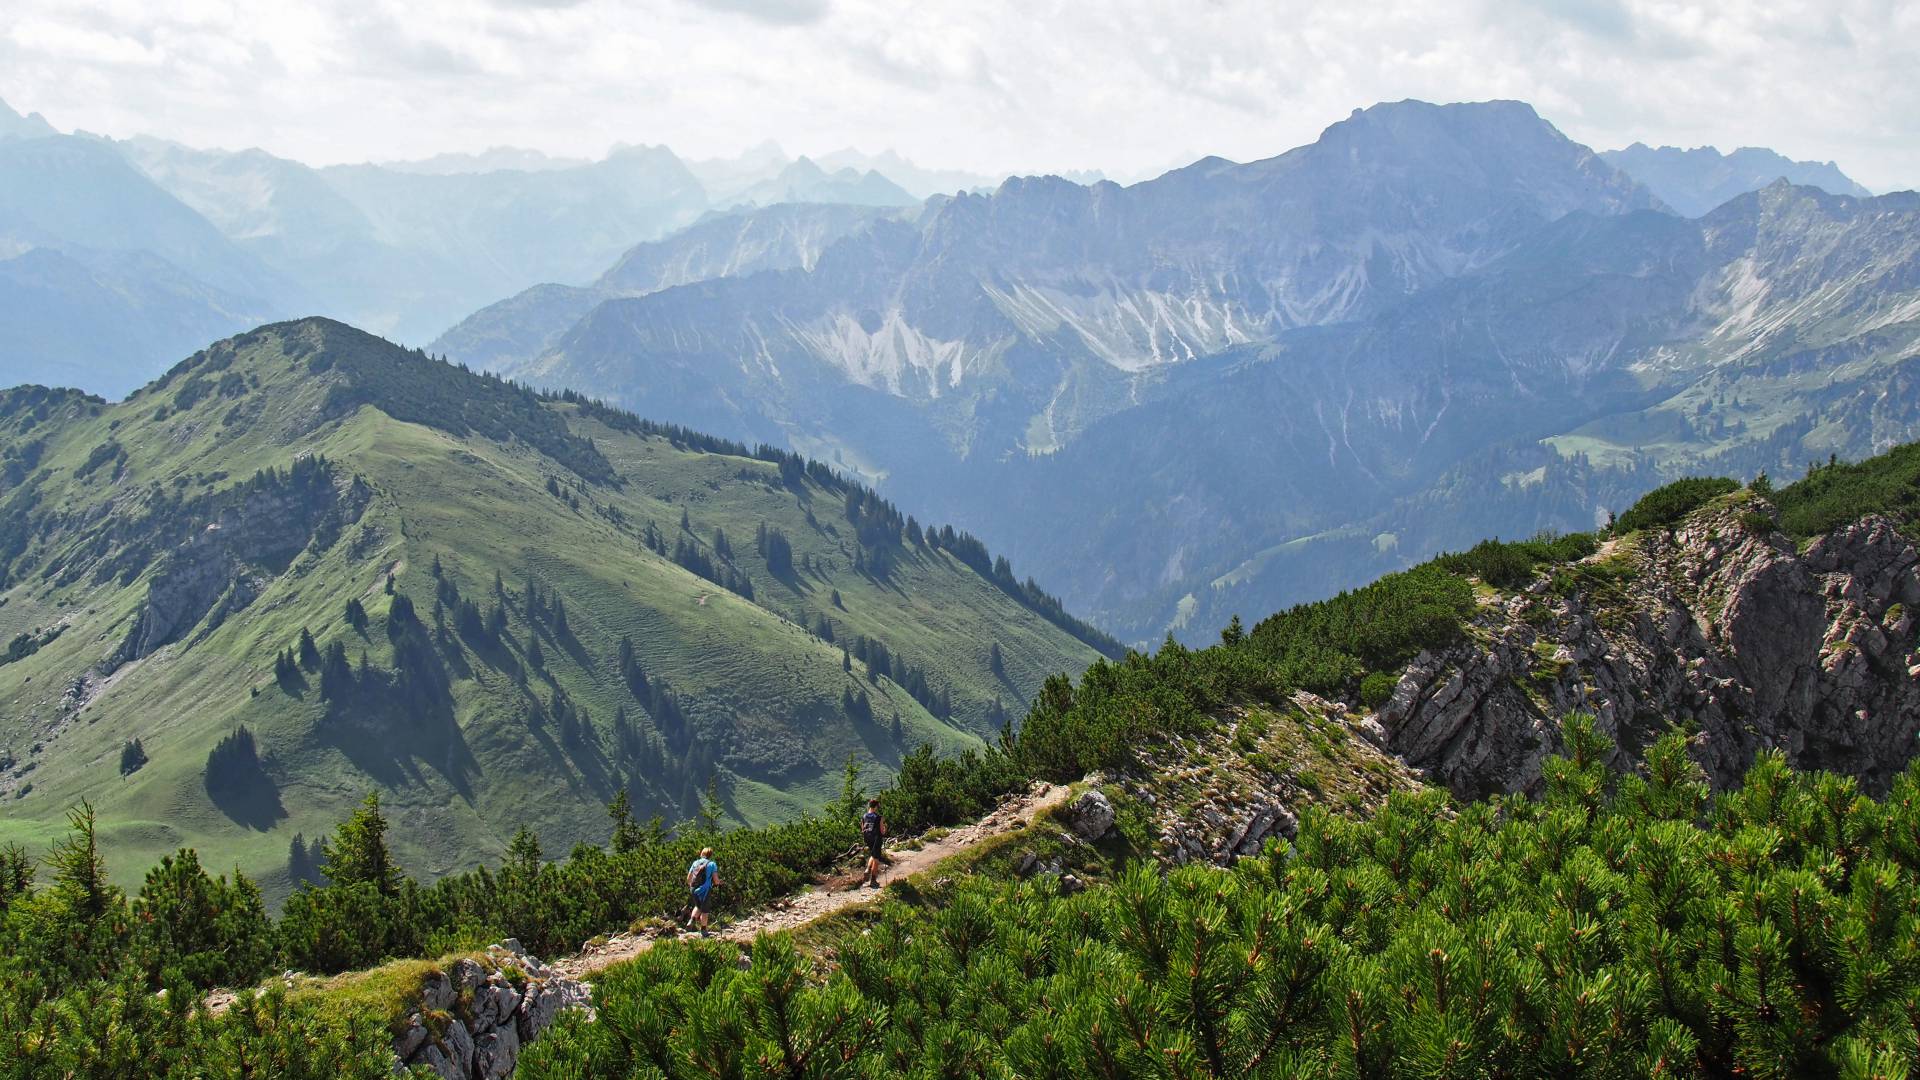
1103,497,1920,875
432,203,900,373
1379,499,1920,798
519,100,1656,459
976,181,1920,642
1602,142,1874,217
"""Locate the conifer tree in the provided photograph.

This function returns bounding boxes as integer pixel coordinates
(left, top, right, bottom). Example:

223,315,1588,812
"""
132,848,273,989
48,799,114,921
0,842,32,913
607,790,646,855
319,640,353,700
696,774,725,834
287,833,317,886
504,828,542,873
321,792,403,897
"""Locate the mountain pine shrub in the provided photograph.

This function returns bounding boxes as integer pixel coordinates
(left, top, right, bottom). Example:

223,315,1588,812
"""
519,720,1920,1080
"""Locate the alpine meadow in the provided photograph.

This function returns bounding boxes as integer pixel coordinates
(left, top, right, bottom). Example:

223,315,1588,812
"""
5,4,1920,1078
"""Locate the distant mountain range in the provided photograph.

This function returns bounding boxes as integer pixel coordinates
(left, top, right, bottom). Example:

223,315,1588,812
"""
436,100,1919,645
1,93,1880,403
0,98,1053,396
1600,143,1873,216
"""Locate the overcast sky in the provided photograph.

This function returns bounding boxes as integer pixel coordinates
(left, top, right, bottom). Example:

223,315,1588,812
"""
3,0,1916,190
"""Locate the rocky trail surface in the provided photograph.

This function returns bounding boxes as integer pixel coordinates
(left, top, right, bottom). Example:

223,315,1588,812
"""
552,781,1069,980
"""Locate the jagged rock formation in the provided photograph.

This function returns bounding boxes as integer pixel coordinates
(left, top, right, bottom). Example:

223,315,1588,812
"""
392,939,594,1080
1379,501,1920,797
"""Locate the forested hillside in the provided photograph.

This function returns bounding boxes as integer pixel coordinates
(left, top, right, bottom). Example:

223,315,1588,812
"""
0,318,1112,899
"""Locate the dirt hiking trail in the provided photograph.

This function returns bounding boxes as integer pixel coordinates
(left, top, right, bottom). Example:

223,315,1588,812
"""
551,781,1069,980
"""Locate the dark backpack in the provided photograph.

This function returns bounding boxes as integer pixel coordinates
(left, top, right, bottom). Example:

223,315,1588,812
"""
860,810,881,841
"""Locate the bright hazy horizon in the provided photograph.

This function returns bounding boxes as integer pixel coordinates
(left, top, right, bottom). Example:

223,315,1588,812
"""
3,0,1916,191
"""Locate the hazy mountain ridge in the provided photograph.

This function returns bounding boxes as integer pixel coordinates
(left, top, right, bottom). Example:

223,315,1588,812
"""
513,101,1660,463
0,98,56,140
0,246,274,393
0,98,976,391
0,133,293,394
713,156,919,209
431,202,900,372
1602,141,1874,216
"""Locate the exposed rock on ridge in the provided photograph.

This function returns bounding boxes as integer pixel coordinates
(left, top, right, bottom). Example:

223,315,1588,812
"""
113,465,371,666
1379,501,1920,796
1109,702,1421,867
393,939,594,1080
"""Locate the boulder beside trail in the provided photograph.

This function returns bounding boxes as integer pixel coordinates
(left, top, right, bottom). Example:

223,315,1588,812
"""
1065,790,1116,840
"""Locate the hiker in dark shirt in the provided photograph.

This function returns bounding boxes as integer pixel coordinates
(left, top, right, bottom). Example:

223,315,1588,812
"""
859,798,887,889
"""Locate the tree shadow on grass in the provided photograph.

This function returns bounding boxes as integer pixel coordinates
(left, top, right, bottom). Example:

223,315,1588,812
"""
206,763,288,831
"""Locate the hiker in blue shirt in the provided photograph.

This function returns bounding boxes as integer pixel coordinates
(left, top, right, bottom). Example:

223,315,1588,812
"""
686,847,719,937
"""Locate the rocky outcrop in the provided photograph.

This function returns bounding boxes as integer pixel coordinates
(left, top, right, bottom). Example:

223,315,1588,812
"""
1063,790,1115,840
1378,502,1920,797
1108,703,1421,867
112,461,370,666
392,940,594,1080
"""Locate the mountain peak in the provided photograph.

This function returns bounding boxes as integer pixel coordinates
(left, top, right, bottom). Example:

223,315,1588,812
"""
0,96,57,140
780,155,828,181
1315,98,1561,152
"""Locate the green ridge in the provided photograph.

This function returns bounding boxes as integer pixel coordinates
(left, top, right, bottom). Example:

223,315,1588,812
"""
0,318,1107,897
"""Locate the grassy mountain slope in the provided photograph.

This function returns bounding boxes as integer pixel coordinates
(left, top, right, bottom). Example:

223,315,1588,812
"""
0,318,1109,897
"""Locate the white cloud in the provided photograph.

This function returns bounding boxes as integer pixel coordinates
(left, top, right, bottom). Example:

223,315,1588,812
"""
0,0,1914,190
